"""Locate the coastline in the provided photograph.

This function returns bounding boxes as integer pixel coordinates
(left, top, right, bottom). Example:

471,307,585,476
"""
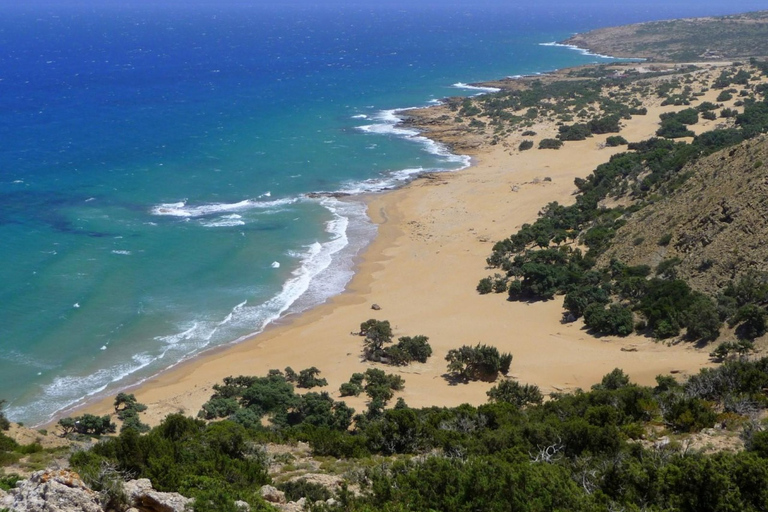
68,61,741,427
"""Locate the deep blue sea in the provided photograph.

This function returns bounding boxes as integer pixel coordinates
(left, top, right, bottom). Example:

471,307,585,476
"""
2,0,765,425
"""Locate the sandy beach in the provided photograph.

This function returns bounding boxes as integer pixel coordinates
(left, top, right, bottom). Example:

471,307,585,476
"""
75,63,740,427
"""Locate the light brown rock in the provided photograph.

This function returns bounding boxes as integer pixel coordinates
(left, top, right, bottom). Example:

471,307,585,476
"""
0,469,102,512
259,485,286,504
124,478,192,512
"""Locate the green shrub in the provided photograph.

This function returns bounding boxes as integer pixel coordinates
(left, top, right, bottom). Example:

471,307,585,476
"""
583,304,634,336
0,400,9,431
487,380,543,407
538,138,563,149
297,367,328,389
717,90,733,102
605,135,628,146
445,343,512,381
518,139,534,151
278,479,332,502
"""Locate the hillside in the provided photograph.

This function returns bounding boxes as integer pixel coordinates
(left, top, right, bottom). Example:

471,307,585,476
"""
563,11,768,62
602,134,768,296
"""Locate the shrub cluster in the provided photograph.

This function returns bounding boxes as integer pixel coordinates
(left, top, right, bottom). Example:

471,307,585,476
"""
359,319,432,365
445,343,512,381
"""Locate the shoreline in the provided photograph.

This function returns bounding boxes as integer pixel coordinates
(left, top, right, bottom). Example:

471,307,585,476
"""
68,60,736,427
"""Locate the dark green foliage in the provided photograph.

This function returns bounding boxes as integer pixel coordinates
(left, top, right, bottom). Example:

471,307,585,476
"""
587,114,621,134
557,123,592,141
296,367,328,389
113,393,146,414
445,343,512,381
594,368,631,390
521,130,537,136
359,319,432,365
683,294,722,341
0,400,9,431
709,339,755,361
605,135,628,146
114,393,149,433
658,233,673,246
518,139,533,151
702,110,717,120
538,138,563,149
339,382,363,397
657,119,695,138
486,380,543,407
717,90,733,102
278,479,332,502
476,277,493,294
729,304,767,340
0,474,22,491
120,409,150,434
583,303,634,336
663,397,717,432
70,415,269,508
564,285,610,318
360,319,393,361
387,336,432,364
198,397,240,420
58,414,116,437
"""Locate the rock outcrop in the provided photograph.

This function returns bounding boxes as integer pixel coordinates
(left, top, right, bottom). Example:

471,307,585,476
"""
0,469,103,512
124,478,192,512
0,471,193,512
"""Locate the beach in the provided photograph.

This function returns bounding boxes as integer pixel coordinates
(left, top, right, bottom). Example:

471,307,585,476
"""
74,62,738,427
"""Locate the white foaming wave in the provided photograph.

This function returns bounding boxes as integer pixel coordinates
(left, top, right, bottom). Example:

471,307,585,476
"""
200,214,246,228
356,108,471,179
452,82,501,94
112,250,132,255
351,114,368,119
9,354,158,424
539,41,618,60
151,197,298,218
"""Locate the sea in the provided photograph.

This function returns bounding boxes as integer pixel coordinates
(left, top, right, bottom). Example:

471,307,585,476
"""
2,0,765,425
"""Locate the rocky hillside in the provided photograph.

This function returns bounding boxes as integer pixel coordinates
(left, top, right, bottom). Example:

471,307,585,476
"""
602,134,768,297
563,10,768,61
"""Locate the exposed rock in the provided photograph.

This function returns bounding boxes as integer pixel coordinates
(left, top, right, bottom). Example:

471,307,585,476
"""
601,135,768,297
124,478,192,512
259,485,286,504
0,469,103,512
234,500,251,511
371,303,381,311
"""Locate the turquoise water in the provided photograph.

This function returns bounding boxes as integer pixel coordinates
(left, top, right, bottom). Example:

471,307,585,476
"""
1,1,764,424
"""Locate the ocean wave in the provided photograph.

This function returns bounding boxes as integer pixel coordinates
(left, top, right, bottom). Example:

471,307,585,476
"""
539,41,618,60
200,214,246,228
151,197,298,218
356,108,471,185
452,82,501,94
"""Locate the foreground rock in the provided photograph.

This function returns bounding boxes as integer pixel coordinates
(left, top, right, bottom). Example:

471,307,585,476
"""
0,470,192,512
124,478,192,512
0,469,102,512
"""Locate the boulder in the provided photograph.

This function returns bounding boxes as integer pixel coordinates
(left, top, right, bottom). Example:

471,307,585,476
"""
0,469,103,512
124,478,192,512
259,485,286,504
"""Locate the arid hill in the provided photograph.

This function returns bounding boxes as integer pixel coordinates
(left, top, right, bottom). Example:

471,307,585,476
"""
563,11,768,62
602,134,768,296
